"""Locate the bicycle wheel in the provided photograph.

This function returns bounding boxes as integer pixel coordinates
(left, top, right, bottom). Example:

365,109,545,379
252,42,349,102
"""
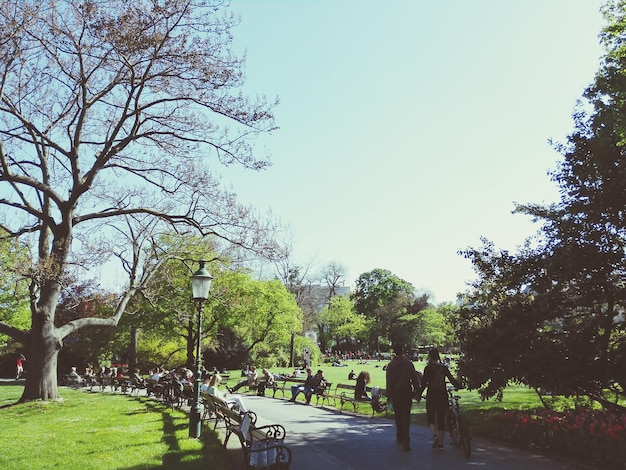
460,433,471,457
447,410,461,447
458,416,471,458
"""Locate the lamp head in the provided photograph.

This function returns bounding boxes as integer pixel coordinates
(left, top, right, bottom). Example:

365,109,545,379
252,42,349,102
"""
191,261,213,300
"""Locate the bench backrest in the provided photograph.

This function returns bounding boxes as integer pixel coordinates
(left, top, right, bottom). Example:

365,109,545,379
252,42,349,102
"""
336,383,386,396
336,383,356,391
201,391,216,412
221,402,243,424
211,393,231,413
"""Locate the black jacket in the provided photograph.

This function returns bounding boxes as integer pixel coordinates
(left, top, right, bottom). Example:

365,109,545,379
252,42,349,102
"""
385,355,420,401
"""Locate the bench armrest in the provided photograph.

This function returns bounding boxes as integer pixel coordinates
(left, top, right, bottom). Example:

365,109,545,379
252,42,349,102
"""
251,423,287,441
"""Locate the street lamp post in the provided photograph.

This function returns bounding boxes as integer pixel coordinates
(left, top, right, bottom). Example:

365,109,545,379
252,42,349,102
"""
189,260,213,439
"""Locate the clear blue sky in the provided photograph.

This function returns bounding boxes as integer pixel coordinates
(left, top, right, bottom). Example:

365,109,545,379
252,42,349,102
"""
220,0,605,303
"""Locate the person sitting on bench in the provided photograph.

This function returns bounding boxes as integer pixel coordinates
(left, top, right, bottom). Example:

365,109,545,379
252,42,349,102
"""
288,369,326,404
229,366,258,393
355,371,371,401
257,368,275,396
206,373,247,413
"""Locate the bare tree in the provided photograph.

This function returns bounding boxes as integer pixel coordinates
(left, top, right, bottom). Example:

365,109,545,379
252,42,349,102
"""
0,1,278,400
314,261,348,350
273,234,318,317
321,261,347,300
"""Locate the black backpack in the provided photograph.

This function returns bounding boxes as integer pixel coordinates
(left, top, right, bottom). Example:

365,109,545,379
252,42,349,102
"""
430,364,446,392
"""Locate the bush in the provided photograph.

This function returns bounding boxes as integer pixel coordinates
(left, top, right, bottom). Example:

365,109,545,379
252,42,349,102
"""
489,407,626,468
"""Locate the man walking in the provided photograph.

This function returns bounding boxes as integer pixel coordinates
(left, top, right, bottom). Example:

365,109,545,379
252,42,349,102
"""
386,343,421,451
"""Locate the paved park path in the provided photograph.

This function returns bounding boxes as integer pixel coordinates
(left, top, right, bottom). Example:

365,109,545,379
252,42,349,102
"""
223,395,582,470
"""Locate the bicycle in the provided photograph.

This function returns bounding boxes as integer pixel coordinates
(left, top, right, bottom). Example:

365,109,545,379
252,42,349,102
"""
446,385,471,458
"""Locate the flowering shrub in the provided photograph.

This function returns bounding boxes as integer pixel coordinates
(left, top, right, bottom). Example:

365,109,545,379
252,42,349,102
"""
487,407,626,468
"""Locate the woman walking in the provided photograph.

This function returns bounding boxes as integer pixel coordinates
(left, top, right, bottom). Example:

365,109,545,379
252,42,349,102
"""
417,348,461,449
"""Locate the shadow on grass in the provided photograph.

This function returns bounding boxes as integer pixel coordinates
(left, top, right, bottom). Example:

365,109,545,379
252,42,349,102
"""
0,379,23,409
0,380,232,470
122,395,232,470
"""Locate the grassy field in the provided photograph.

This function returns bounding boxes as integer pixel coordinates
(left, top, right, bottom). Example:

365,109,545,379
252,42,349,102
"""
0,384,231,470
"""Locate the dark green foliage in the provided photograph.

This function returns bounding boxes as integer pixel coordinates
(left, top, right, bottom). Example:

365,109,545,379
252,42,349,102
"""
457,2,626,407
202,327,251,370
351,268,423,351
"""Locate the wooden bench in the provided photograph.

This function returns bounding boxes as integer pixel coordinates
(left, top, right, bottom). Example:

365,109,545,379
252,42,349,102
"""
145,377,184,407
271,377,307,399
164,379,189,409
310,382,334,406
201,392,258,429
325,383,388,416
98,376,115,392
245,379,278,397
129,377,147,394
241,376,284,396
59,374,86,388
215,395,292,468
145,377,166,399
113,377,136,394
270,378,290,398
201,392,229,430
84,376,99,390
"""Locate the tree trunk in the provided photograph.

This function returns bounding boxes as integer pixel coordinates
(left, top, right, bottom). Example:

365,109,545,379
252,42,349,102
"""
20,315,62,402
317,322,328,352
128,326,139,370
289,332,295,368
186,319,195,369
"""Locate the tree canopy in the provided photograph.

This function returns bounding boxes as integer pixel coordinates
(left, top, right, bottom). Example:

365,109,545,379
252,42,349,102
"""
0,233,32,352
351,268,419,351
457,2,626,407
318,295,367,351
0,0,278,401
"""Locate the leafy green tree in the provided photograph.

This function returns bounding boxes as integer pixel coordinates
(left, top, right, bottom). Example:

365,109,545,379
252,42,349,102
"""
412,308,448,348
387,295,433,349
0,1,278,401
458,2,626,406
121,234,220,371
203,326,252,370
211,272,302,368
0,234,31,353
54,280,119,372
318,296,367,350
457,240,585,401
118,239,301,371
352,268,417,351
435,302,461,350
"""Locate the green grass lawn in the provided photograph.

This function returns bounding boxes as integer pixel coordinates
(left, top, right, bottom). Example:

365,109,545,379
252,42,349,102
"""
0,385,231,470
